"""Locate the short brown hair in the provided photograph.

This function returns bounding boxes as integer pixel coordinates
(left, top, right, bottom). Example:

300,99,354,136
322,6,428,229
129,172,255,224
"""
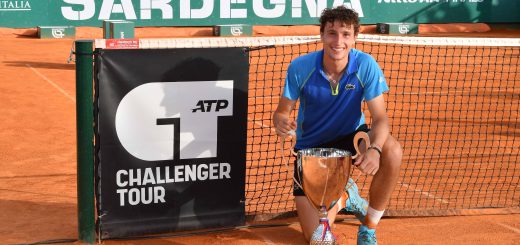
319,6,360,34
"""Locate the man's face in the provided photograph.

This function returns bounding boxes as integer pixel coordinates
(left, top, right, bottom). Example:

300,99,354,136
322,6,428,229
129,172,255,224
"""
321,21,357,62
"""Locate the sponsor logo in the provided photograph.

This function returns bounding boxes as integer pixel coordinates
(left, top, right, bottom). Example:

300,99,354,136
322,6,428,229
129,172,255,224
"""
192,100,229,112
378,0,442,3
230,26,243,36
115,80,237,207
113,80,235,206
377,0,482,3
0,0,31,11
115,81,234,161
105,39,139,49
115,164,231,206
51,28,66,38
345,83,356,90
61,0,364,20
399,24,410,34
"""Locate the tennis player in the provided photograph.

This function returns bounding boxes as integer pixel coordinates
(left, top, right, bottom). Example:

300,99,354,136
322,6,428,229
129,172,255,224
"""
272,6,402,244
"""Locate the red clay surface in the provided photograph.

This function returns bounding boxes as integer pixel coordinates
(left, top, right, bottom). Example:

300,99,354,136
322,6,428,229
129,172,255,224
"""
1,24,519,244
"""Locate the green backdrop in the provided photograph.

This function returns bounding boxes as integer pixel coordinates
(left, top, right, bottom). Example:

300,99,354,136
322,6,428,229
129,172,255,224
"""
2,1,517,30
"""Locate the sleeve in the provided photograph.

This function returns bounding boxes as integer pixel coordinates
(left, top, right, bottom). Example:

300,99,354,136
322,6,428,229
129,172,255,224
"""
359,54,389,101
282,63,301,101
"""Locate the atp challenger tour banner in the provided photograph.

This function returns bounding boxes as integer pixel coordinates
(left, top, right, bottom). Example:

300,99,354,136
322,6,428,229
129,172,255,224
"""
0,0,519,28
94,48,248,238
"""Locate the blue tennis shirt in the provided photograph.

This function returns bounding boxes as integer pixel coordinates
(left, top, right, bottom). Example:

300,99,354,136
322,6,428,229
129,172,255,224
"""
283,48,389,149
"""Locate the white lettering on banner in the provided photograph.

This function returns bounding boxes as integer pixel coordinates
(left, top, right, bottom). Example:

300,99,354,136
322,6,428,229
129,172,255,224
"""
0,0,31,10
377,0,441,3
180,0,213,19
60,0,365,21
334,0,364,17
175,165,184,182
62,0,95,20
129,169,142,186
116,169,128,187
115,163,231,206
116,186,166,206
220,0,247,18
115,81,234,161
99,0,137,20
292,0,326,18
141,0,173,19
253,0,285,18
116,164,231,186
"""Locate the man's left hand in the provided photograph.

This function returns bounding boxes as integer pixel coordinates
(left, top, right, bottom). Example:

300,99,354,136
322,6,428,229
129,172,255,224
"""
354,149,381,176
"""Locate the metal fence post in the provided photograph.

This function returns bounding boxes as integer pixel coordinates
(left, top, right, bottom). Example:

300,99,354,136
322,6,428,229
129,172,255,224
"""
75,40,95,244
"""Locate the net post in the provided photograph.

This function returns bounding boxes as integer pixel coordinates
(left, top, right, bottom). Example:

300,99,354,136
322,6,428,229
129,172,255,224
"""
75,40,95,244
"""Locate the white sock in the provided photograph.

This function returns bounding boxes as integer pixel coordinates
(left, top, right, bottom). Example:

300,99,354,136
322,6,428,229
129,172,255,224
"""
366,206,385,227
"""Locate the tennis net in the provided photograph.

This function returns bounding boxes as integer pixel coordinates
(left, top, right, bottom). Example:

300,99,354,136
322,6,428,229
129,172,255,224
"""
247,34,520,219
96,34,520,219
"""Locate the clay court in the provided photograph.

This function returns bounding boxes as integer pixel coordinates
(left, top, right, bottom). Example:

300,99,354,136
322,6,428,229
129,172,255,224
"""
1,24,519,245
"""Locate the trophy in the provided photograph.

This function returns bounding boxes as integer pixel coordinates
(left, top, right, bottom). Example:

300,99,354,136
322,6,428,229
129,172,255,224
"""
295,131,370,245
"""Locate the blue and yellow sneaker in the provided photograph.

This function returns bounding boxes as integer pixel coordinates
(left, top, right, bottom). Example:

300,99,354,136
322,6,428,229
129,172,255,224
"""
357,225,377,245
340,178,368,222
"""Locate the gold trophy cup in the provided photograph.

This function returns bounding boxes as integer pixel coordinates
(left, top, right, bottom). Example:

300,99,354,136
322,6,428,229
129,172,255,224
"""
295,131,370,245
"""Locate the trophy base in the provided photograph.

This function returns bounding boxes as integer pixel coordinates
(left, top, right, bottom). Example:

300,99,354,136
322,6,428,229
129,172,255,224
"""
310,218,337,245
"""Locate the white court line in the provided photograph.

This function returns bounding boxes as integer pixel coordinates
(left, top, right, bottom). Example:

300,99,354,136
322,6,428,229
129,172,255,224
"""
493,222,520,234
398,181,449,204
26,64,75,102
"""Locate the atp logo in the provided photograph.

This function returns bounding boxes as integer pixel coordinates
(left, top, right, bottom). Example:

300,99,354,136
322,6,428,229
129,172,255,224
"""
398,24,410,34
192,100,228,112
115,81,234,161
230,26,243,36
52,28,66,38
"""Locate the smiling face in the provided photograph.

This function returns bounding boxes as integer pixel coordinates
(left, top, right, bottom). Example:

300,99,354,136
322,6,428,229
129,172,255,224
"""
320,21,357,64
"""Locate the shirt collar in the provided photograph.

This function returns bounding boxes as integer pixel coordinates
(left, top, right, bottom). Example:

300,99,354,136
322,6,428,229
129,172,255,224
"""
317,48,359,77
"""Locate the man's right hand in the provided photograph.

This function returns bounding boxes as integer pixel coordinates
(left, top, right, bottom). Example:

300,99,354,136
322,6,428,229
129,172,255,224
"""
274,117,297,137
272,96,298,137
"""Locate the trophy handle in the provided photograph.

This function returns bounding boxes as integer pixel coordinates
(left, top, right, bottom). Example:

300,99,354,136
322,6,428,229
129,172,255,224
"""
280,130,305,191
352,131,370,160
345,131,371,191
